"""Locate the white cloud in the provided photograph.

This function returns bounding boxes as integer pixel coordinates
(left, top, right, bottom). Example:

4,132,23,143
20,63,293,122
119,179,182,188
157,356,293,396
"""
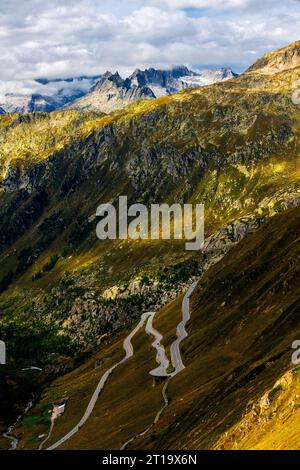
0,77,99,104
122,7,194,41
152,0,252,10
0,0,299,81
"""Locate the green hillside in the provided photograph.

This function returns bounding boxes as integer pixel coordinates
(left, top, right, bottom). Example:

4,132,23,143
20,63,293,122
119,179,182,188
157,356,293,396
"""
5,204,300,451
1,40,300,449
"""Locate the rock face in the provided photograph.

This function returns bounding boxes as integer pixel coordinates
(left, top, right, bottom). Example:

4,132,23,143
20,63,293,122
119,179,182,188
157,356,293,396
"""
0,67,236,115
64,71,155,113
247,40,300,74
0,76,101,113
129,66,237,97
65,66,237,113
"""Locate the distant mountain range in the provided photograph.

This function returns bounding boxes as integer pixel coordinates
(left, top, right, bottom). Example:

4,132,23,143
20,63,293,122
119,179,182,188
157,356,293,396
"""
0,76,101,114
65,66,237,114
0,66,237,114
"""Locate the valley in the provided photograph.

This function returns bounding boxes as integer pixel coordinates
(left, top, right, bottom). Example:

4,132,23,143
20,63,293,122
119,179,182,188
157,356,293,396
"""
1,40,300,450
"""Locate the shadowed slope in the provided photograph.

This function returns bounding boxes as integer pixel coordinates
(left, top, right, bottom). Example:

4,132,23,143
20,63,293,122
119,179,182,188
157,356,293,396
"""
134,206,300,449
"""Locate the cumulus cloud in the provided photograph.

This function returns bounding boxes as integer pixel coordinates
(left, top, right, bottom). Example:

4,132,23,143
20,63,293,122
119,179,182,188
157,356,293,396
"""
152,0,252,10
0,0,299,81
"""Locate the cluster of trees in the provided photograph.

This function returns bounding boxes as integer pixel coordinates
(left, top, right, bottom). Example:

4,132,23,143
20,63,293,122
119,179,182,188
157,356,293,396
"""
32,254,59,282
157,259,202,284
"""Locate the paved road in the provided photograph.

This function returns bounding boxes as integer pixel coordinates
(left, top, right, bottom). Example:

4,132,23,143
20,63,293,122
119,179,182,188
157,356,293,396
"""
153,379,169,424
47,281,198,451
145,312,170,377
120,281,198,450
170,281,198,374
39,415,55,450
47,312,150,450
145,282,199,378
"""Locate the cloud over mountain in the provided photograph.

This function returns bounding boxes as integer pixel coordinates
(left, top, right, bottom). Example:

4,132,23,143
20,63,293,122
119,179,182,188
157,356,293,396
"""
0,0,300,80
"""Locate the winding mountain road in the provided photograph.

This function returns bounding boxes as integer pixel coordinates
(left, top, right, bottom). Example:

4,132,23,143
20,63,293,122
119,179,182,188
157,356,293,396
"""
47,312,150,450
120,281,198,449
170,281,198,374
46,281,198,450
39,415,55,450
145,312,170,377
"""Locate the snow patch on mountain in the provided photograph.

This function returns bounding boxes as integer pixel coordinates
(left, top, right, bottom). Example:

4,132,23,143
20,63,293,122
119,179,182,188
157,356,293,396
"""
127,66,237,97
0,66,237,114
180,68,237,87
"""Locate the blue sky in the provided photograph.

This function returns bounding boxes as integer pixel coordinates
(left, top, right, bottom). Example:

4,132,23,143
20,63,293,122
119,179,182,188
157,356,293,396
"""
0,0,299,80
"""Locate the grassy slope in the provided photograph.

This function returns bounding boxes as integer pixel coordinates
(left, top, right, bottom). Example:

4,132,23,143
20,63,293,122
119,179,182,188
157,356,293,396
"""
9,206,300,450
1,41,300,447
214,368,300,450
0,111,104,179
12,296,182,450
133,206,300,449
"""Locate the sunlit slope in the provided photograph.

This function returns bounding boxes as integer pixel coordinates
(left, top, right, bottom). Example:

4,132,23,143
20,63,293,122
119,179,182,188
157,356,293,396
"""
0,111,105,180
0,40,300,371
214,369,300,450
1,45,300,273
247,40,300,75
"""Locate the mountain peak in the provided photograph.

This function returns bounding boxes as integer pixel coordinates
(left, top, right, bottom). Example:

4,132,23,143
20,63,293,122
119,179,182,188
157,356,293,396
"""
170,65,194,77
128,66,196,89
91,71,125,92
247,40,300,74
65,64,237,113
1,64,237,115
0,76,101,113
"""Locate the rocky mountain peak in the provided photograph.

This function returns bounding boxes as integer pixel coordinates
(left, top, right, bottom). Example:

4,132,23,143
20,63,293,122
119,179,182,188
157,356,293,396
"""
170,65,195,78
91,71,125,91
129,65,195,88
1,64,238,115
218,67,237,78
247,40,300,74
64,64,237,113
